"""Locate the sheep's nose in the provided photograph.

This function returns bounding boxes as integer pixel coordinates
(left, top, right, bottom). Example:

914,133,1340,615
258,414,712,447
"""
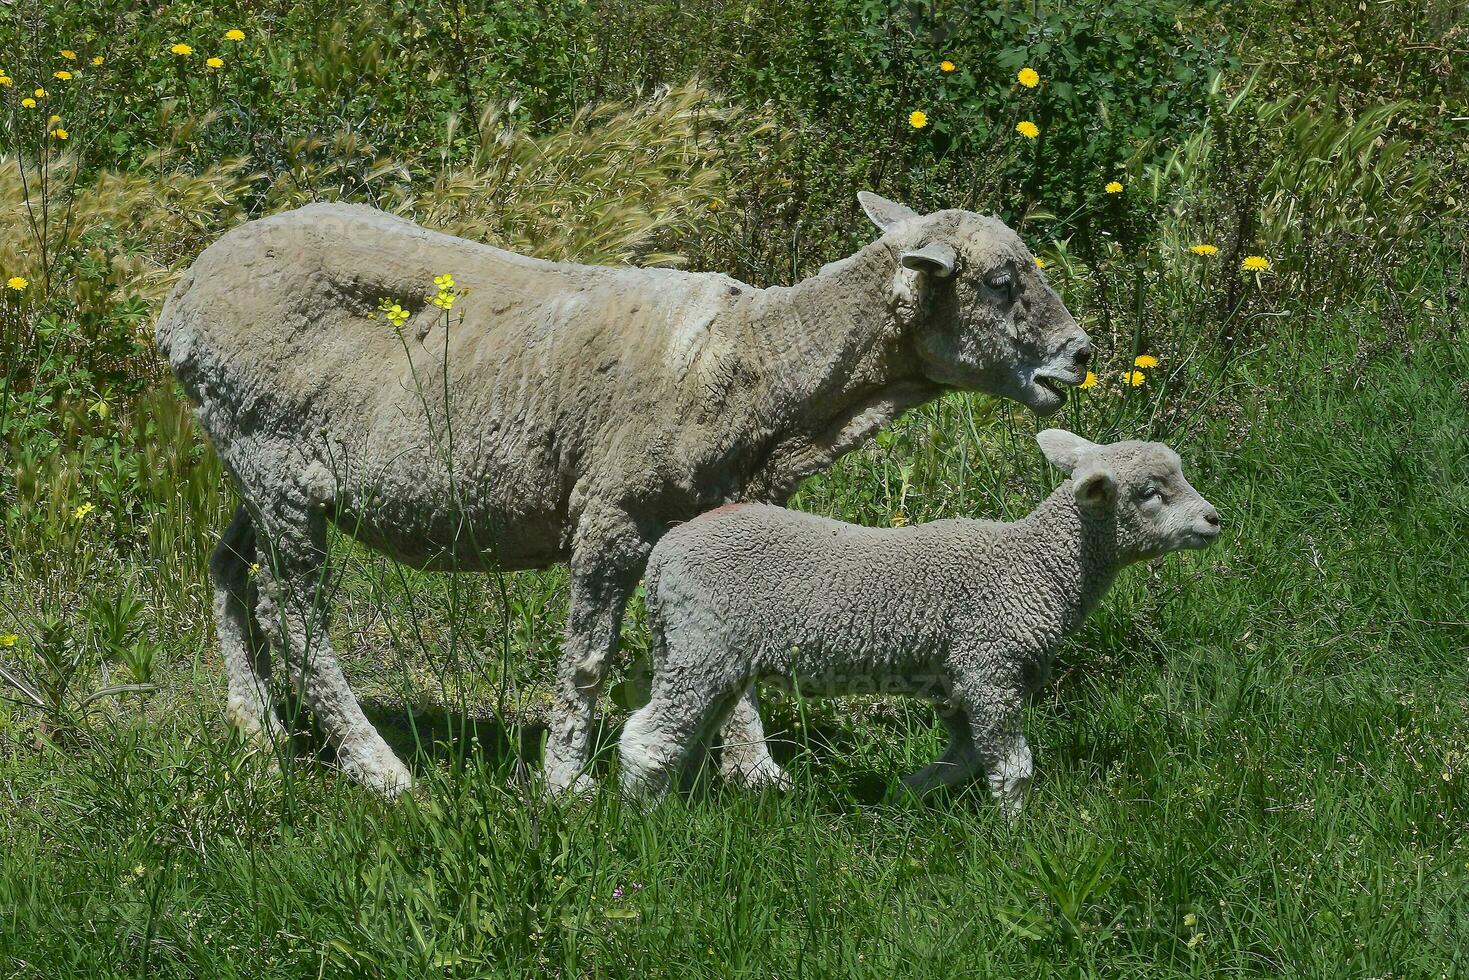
1203,508,1221,529
1073,344,1093,369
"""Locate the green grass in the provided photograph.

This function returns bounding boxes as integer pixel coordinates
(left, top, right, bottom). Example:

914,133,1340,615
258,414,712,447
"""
2,319,1466,978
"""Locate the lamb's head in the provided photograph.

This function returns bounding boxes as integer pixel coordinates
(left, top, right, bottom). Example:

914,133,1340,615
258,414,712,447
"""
858,191,1090,416
1036,429,1222,561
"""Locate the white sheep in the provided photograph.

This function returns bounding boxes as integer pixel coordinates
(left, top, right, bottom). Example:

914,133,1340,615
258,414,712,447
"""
620,429,1221,814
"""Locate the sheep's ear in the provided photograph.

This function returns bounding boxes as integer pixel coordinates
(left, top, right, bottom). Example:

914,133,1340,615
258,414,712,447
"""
1073,467,1117,512
859,191,920,232
901,241,956,278
1036,429,1101,473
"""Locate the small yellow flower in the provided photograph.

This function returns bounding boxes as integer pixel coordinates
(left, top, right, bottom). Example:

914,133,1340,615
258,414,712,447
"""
1123,370,1147,387
6,276,27,291
60,50,77,60
170,43,193,56
93,56,105,66
1189,243,1219,256
53,128,68,140
133,864,146,877
1079,371,1099,389
53,70,72,81
20,97,36,108
707,198,723,212
1034,256,1048,270
940,60,956,73
380,298,410,328
247,563,261,578
0,75,11,87
1105,181,1124,194
909,110,928,129
1241,255,1271,272
890,511,909,528
1016,120,1039,139
432,273,455,290
1017,67,1040,88
225,29,246,42
34,87,47,98
432,291,456,310
1134,354,1159,368
74,501,96,521
48,114,61,125
0,634,17,647
1187,932,1205,949
1183,912,1198,927
206,57,224,69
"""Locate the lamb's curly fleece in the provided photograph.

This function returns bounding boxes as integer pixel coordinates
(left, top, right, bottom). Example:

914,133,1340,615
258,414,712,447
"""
621,431,1221,814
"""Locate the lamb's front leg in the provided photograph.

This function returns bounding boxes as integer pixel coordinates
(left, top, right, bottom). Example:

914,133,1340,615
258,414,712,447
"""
953,680,1032,819
543,509,646,795
716,686,791,790
901,707,982,794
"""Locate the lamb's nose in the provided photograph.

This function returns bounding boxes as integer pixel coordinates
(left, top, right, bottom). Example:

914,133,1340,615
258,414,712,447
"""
1204,508,1221,528
1073,344,1092,368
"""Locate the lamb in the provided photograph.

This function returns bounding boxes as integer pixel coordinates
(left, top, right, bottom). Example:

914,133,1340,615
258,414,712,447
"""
620,430,1221,814
155,191,1091,795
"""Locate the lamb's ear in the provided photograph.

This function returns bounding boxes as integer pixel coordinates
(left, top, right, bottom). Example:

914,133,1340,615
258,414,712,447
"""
1036,429,1102,473
858,191,920,232
1073,467,1117,512
901,241,956,278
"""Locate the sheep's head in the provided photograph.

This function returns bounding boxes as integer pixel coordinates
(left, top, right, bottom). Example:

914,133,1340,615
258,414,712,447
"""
859,191,1090,415
1036,429,1222,561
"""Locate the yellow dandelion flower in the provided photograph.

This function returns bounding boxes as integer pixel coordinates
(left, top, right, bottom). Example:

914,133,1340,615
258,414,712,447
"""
225,29,246,42
74,501,96,521
1017,67,1040,88
206,56,224,69
1241,255,1271,272
1123,370,1147,387
1034,256,1048,270
20,97,36,108
1189,243,1218,256
61,50,77,60
48,114,61,125
34,87,47,98
940,60,956,73
53,128,68,140
707,198,723,212
1134,354,1159,369
0,75,11,87
1105,181,1124,194
170,43,193,56
53,70,73,80
6,276,27,290
0,634,17,647
909,110,928,129
92,56,105,66
1016,120,1039,139
1079,371,1099,389
1183,913,1198,928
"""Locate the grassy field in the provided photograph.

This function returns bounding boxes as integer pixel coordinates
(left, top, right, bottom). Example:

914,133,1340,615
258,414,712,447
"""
2,0,1467,976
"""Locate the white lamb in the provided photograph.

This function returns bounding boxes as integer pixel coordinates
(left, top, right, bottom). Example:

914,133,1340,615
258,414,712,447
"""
619,429,1221,814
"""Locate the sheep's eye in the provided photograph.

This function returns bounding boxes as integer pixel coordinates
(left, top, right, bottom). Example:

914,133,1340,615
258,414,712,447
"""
986,271,1013,292
1141,485,1162,501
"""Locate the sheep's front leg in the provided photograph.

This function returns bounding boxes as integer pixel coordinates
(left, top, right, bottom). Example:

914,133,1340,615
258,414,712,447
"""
953,681,1032,819
252,501,411,795
543,511,646,796
901,706,982,794
716,686,791,790
210,504,282,743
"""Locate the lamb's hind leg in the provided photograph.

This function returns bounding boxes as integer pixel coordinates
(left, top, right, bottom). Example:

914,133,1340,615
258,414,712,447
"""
716,687,791,790
252,499,411,795
210,504,282,742
901,706,983,794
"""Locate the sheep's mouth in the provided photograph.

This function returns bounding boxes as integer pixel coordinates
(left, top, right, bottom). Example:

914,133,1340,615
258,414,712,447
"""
1024,373,1073,414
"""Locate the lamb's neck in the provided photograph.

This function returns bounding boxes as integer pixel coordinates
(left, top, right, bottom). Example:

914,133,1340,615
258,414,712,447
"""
1005,487,1125,635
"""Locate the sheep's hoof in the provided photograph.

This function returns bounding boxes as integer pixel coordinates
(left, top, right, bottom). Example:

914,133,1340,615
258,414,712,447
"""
340,751,414,798
543,770,597,800
726,758,793,791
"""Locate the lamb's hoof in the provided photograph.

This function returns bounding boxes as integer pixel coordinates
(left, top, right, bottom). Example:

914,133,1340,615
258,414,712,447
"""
725,758,793,791
543,770,597,800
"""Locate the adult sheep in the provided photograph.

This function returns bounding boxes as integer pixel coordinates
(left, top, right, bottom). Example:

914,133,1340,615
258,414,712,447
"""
156,192,1091,795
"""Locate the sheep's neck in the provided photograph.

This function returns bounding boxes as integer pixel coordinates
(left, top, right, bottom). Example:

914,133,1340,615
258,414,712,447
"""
1010,485,1125,636
740,240,936,499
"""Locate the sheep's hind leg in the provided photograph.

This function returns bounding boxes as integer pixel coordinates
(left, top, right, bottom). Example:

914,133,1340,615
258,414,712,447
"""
211,504,284,744
716,686,792,790
252,500,412,796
